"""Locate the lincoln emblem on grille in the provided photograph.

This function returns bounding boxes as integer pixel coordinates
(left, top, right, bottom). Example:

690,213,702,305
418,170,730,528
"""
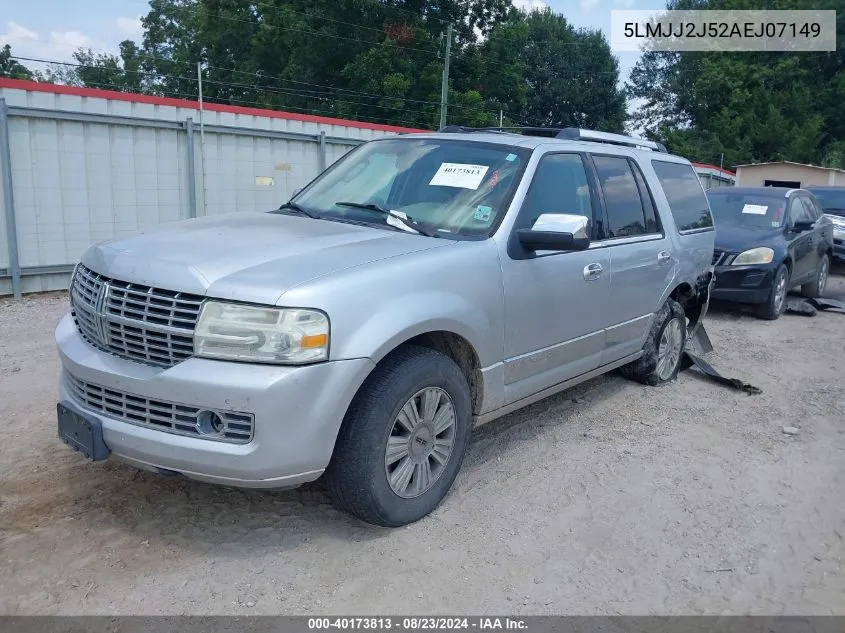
91,281,111,347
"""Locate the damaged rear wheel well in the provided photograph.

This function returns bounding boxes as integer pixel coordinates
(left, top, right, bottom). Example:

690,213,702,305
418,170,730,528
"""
669,275,711,328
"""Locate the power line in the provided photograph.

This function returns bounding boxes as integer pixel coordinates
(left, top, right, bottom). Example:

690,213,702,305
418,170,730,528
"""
10,55,438,128
11,51,512,120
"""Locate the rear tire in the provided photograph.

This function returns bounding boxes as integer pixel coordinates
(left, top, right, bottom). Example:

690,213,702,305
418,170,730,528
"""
801,254,829,298
756,264,789,320
325,345,472,527
620,298,686,386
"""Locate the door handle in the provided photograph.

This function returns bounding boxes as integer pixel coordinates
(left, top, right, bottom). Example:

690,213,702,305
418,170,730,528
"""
657,250,672,265
583,263,603,281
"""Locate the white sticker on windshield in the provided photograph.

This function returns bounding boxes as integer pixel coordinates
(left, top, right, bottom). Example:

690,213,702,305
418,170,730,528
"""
429,163,490,190
742,204,768,215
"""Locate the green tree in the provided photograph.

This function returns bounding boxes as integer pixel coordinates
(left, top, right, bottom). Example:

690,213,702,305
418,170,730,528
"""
477,9,626,131
0,44,34,80
627,0,845,168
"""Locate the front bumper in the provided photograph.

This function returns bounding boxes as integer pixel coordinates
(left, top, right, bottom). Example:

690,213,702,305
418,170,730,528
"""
55,313,375,489
711,264,775,304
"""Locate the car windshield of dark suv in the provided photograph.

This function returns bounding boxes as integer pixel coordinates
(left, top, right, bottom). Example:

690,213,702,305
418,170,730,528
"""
281,138,529,238
707,192,786,229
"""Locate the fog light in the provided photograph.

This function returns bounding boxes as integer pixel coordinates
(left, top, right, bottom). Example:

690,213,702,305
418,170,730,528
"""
197,410,224,435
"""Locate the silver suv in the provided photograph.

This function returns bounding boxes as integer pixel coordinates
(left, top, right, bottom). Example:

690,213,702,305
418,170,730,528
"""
55,127,715,526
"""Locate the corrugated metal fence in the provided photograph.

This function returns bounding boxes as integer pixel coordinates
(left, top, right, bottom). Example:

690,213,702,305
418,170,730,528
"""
0,79,420,297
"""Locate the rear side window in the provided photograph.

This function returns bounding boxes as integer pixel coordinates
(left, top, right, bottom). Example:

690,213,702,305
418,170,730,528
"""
592,155,655,238
652,161,714,232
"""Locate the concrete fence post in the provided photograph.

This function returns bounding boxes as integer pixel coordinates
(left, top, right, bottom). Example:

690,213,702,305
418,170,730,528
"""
318,131,327,173
0,98,21,298
184,117,198,219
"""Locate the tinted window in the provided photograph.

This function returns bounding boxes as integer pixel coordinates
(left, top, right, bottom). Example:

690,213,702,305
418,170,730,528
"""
706,192,787,229
519,153,594,232
800,196,821,221
592,155,651,238
631,161,660,233
789,197,813,224
652,161,713,231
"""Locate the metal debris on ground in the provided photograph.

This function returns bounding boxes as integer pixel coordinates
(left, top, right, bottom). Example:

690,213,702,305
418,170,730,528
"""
786,297,845,317
680,323,763,395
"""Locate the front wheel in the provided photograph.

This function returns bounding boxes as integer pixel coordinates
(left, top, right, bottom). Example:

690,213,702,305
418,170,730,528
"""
325,345,472,527
802,254,829,298
756,264,789,320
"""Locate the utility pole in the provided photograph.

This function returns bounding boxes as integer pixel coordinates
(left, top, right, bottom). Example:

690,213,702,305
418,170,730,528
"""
499,110,503,127
196,62,205,142
439,23,453,130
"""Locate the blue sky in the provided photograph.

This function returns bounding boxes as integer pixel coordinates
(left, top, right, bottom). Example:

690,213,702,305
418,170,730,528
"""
0,0,659,88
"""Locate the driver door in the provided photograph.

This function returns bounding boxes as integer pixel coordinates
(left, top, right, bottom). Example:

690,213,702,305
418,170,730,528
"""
499,152,612,405
786,194,816,282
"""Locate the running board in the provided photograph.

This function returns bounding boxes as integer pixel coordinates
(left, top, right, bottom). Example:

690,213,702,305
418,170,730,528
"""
473,352,643,426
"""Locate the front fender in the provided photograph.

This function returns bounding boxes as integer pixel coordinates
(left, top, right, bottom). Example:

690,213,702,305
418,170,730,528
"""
333,290,495,366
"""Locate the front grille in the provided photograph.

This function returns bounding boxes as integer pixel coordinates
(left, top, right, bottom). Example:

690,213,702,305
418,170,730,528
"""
71,265,204,367
712,250,735,266
64,372,254,444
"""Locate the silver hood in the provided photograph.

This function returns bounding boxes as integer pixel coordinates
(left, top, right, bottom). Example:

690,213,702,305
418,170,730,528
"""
81,212,451,305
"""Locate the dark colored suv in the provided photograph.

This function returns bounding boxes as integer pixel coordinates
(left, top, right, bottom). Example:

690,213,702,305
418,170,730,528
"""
706,187,834,320
805,186,845,262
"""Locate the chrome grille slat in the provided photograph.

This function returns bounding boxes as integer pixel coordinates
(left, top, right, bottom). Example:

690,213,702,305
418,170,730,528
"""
71,264,203,367
64,373,254,444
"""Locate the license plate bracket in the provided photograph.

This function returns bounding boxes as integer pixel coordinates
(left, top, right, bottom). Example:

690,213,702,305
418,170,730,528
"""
57,402,110,461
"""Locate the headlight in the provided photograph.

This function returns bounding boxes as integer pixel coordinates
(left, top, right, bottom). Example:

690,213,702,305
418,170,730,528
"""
194,302,329,364
732,247,774,265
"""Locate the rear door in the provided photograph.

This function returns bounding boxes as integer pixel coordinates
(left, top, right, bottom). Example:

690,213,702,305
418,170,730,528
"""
587,153,672,365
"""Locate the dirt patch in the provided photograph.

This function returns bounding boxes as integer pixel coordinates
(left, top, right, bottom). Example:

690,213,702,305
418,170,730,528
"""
1,279,844,615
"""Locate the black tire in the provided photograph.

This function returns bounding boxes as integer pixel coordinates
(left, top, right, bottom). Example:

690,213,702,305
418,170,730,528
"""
620,298,687,387
325,345,472,527
756,264,789,320
801,253,829,298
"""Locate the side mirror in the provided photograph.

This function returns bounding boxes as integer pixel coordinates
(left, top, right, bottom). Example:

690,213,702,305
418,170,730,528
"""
792,220,814,232
517,213,591,252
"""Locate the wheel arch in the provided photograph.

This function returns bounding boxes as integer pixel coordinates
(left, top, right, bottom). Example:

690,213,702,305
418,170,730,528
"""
370,329,484,416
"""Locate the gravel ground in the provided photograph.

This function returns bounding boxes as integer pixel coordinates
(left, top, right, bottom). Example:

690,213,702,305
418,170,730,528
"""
1,275,844,616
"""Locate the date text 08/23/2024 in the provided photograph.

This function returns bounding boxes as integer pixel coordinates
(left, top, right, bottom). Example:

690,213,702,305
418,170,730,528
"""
307,618,527,630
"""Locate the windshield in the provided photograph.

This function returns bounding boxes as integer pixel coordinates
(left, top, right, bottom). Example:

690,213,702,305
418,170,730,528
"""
806,188,845,214
706,192,786,229
286,138,529,238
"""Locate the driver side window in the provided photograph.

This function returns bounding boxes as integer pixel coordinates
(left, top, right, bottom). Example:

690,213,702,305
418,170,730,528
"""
517,153,595,236
788,196,811,224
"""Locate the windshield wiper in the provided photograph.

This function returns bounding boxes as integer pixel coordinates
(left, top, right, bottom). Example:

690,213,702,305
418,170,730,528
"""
275,201,320,219
335,201,439,238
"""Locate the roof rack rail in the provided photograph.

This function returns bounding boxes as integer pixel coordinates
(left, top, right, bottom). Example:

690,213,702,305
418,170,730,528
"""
555,128,668,153
437,125,668,153
438,125,563,137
